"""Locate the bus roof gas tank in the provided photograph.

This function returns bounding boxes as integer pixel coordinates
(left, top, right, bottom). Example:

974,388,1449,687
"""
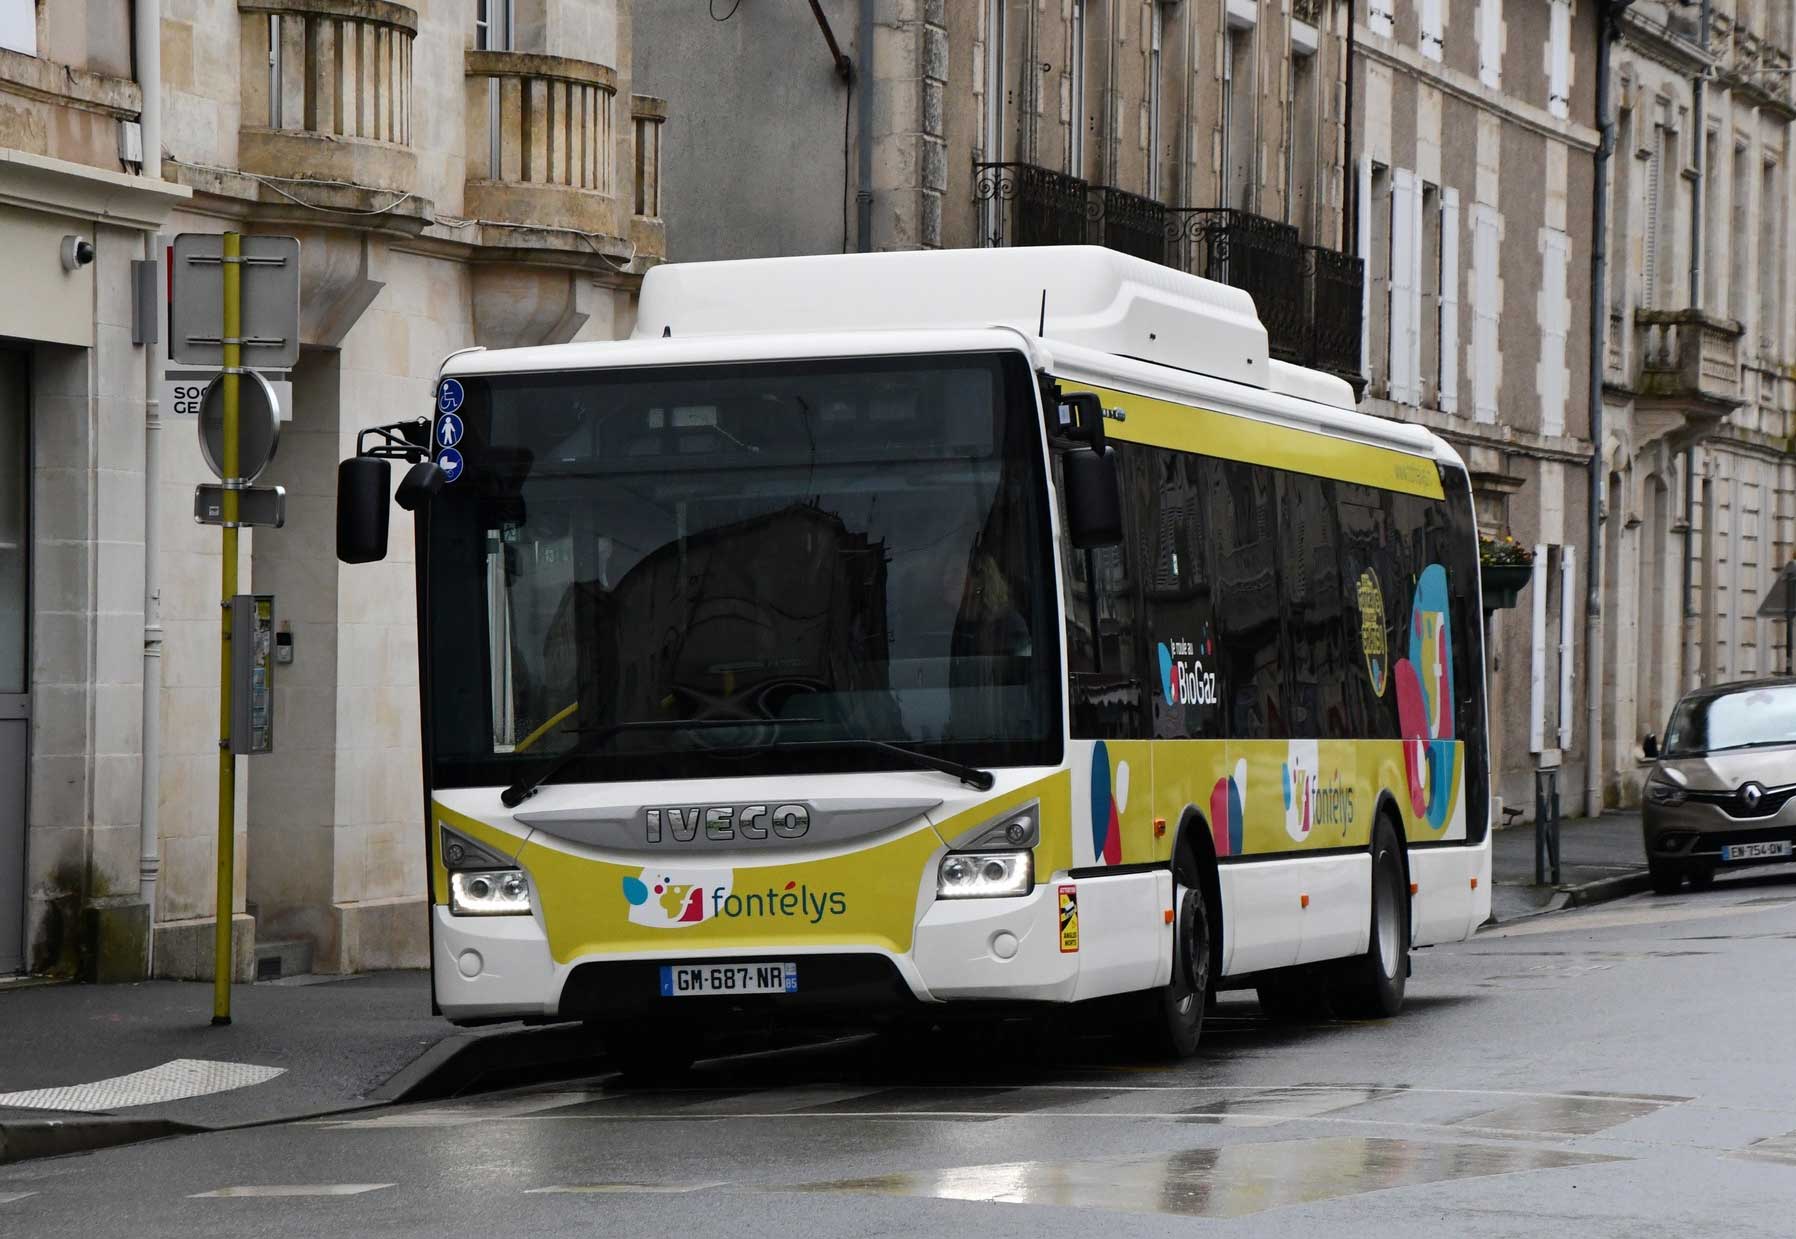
634,246,1277,395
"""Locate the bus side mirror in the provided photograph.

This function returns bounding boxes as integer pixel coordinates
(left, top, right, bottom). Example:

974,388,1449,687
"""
1064,446,1123,549
337,456,391,564
1642,733,1659,760
1057,392,1107,449
396,460,446,512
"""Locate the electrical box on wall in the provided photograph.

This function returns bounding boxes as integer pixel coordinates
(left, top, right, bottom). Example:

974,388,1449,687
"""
231,594,276,756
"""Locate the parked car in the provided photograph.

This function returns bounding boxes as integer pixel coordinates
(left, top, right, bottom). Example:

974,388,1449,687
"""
1641,677,1796,894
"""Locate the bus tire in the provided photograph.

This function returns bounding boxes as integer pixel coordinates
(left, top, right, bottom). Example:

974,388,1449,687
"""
1144,842,1211,1059
1333,817,1409,1019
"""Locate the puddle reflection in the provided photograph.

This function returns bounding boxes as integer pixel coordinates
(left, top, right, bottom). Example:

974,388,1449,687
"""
784,1136,1625,1219
1455,1093,1677,1136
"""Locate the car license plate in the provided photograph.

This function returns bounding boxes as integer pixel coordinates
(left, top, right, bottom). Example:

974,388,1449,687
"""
1722,840,1793,862
660,962,798,997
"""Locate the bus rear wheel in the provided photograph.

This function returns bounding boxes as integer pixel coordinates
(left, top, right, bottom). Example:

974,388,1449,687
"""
1144,847,1211,1059
1332,818,1409,1019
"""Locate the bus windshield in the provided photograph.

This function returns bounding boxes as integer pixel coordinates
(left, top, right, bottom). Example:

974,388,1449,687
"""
424,352,1062,790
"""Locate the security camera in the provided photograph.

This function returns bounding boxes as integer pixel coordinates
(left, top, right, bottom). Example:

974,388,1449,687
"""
60,235,95,272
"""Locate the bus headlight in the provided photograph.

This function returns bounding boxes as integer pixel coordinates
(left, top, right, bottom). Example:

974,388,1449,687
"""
450,869,533,916
937,851,1033,899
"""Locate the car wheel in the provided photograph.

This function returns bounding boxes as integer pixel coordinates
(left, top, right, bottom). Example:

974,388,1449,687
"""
1685,863,1716,892
1648,858,1684,895
1333,818,1409,1019
1143,845,1211,1059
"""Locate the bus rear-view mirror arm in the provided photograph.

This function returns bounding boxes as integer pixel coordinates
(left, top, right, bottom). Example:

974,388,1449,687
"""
337,417,437,565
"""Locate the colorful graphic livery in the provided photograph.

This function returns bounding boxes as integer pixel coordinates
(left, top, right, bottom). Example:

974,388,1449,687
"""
360,249,1489,1062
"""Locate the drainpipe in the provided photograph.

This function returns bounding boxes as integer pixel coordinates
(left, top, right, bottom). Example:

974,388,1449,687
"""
1680,0,1711,694
134,0,163,966
856,0,874,251
1343,0,1357,254
1584,2,1628,817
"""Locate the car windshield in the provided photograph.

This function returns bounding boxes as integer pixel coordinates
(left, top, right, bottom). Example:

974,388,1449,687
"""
1662,683,1796,757
422,352,1061,789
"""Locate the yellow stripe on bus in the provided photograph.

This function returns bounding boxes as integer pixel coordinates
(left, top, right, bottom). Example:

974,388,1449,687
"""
1063,381,1446,500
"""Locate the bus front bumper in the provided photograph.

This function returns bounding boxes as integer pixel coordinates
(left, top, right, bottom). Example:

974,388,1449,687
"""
434,881,1079,1024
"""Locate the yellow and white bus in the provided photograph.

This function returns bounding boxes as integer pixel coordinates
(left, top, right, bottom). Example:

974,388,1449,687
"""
336,246,1490,1070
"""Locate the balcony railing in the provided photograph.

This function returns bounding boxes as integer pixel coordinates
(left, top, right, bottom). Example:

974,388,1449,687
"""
1091,186,1168,264
973,161,1093,248
972,162,1364,390
1634,307,1745,421
464,50,620,236
1171,208,1307,361
1292,0,1325,25
239,0,416,192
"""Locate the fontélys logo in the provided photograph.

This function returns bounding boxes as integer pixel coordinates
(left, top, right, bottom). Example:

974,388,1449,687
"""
620,868,847,928
1281,740,1356,843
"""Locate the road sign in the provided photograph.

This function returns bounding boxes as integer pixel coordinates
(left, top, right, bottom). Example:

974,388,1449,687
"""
194,483,286,528
170,233,301,369
198,369,281,483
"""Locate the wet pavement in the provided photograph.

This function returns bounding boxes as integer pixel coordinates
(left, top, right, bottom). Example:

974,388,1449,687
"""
5,867,1796,1237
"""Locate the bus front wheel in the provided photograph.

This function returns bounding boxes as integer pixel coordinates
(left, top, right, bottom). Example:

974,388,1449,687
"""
1145,846,1212,1059
1332,818,1409,1019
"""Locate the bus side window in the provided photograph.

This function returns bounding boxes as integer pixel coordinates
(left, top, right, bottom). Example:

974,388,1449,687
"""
1208,457,1288,740
1144,451,1223,739
1278,472,1356,740
1338,484,1402,740
1057,444,1148,740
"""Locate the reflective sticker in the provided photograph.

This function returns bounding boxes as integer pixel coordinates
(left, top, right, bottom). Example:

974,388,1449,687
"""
1058,885,1079,953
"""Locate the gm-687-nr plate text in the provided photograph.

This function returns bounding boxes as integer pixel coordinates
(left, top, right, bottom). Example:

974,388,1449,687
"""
660,963,798,996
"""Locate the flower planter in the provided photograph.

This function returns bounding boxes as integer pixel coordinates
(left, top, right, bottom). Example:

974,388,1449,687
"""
1480,563,1533,613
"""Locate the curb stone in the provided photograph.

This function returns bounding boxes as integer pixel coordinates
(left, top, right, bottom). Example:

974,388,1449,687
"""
0,1117,202,1165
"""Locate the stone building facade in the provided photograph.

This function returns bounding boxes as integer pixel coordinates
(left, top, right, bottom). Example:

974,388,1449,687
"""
1,0,666,979
1351,1,1600,818
1596,0,1796,807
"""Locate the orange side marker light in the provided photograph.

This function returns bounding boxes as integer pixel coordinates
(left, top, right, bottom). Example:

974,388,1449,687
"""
1299,894,1310,909
1410,882,1419,895
1153,817,1167,838
1164,909,1175,924
1470,877,1479,890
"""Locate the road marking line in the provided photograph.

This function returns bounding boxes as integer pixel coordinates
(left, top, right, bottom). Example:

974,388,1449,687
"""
524,1182,725,1194
190,1184,394,1198
0,1060,285,1112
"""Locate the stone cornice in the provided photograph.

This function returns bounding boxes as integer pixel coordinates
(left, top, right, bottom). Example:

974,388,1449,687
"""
0,149,190,230
1354,27,1600,156
0,47,140,119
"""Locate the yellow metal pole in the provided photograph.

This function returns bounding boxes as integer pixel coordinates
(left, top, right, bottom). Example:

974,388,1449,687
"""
213,232,241,1025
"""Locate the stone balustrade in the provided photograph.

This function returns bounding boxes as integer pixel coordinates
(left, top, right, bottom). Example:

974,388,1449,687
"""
238,0,418,194
1635,307,1746,421
465,49,620,236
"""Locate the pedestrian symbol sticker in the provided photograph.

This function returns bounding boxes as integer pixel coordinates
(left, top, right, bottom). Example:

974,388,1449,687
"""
437,447,464,483
436,412,464,450
1058,885,1079,953
437,378,465,416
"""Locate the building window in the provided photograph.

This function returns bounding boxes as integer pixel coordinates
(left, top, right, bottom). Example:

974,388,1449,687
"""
1703,129,1722,310
1368,162,1392,394
1471,202,1501,423
1547,0,1571,120
1369,0,1395,39
1223,13,1257,212
633,111,662,218
1478,0,1502,89
1287,45,1318,238
0,0,33,58
1730,140,1750,324
1420,183,1441,405
1420,0,1444,61
1439,187,1461,413
1147,0,1163,200
475,0,512,50
1069,0,1086,177
1760,159,1781,354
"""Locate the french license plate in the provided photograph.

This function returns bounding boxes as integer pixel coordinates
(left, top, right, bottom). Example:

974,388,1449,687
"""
1722,840,1793,862
660,962,798,997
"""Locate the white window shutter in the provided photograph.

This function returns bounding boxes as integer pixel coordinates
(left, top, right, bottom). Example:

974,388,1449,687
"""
1359,157,1374,377
1557,546,1577,751
1369,0,1395,38
1540,229,1569,437
1389,169,1418,404
1439,187,1460,414
1472,205,1500,424
1548,0,1571,119
1408,176,1425,403
1529,547,1548,754
1479,0,1502,89
1421,0,1444,60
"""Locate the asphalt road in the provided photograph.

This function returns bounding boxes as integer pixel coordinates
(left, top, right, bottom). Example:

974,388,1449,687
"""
7,869,1796,1238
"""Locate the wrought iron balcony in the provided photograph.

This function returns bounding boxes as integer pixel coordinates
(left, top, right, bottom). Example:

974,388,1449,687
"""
1091,186,1168,264
973,161,1093,248
1304,245,1366,388
1170,209,1306,360
1292,0,1325,25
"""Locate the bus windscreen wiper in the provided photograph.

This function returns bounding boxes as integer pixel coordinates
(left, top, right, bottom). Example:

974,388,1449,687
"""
499,717,820,808
765,738,996,791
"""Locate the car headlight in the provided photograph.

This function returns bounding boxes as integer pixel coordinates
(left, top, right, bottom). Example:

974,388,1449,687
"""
937,851,1033,899
450,869,532,916
1645,775,1687,806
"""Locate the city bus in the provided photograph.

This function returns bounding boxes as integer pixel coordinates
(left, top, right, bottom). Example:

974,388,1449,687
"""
335,246,1491,1072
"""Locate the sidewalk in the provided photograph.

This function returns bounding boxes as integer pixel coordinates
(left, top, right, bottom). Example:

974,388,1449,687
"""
0,971,599,1164
1489,810,1649,924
